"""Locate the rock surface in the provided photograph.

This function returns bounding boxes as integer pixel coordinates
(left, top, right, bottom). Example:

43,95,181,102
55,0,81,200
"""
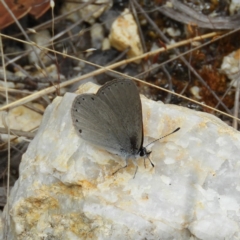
109,8,143,62
61,0,112,24
2,82,240,240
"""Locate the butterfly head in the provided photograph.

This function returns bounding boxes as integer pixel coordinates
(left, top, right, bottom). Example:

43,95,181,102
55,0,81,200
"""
139,147,154,168
139,147,151,158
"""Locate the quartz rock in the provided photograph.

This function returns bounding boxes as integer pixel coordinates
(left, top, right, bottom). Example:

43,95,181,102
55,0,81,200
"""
109,8,143,62
2,82,240,240
61,0,112,24
229,0,240,15
221,48,240,87
25,29,51,65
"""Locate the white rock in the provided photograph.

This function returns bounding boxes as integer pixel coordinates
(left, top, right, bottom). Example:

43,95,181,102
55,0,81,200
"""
221,49,240,87
25,30,51,65
109,8,143,62
2,82,240,239
102,38,111,50
0,69,15,89
17,64,66,90
0,104,43,142
229,0,240,15
165,27,181,37
190,86,201,100
61,0,112,24
90,23,104,49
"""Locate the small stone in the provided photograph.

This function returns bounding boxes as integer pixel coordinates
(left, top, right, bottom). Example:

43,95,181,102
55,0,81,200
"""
109,8,143,63
90,23,104,49
61,0,112,24
25,30,51,65
221,49,240,86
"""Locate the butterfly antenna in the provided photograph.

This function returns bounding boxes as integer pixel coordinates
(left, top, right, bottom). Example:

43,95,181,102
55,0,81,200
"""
145,127,180,148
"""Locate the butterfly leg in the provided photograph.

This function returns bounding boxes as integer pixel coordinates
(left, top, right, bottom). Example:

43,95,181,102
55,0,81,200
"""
148,157,154,167
132,158,139,178
143,156,154,168
112,158,129,175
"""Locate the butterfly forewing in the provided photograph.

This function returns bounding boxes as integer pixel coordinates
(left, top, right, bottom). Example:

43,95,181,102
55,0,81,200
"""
97,79,143,155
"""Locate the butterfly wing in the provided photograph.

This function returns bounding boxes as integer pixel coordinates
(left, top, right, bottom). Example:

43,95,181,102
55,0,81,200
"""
97,79,143,155
71,79,143,157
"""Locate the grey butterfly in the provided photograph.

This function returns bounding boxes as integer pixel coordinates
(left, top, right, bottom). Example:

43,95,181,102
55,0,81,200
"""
71,79,180,175
71,79,152,174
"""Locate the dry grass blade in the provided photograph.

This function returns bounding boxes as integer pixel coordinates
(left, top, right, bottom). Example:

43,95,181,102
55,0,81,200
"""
0,27,10,239
0,127,35,139
0,33,214,99
158,0,240,29
0,31,239,121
